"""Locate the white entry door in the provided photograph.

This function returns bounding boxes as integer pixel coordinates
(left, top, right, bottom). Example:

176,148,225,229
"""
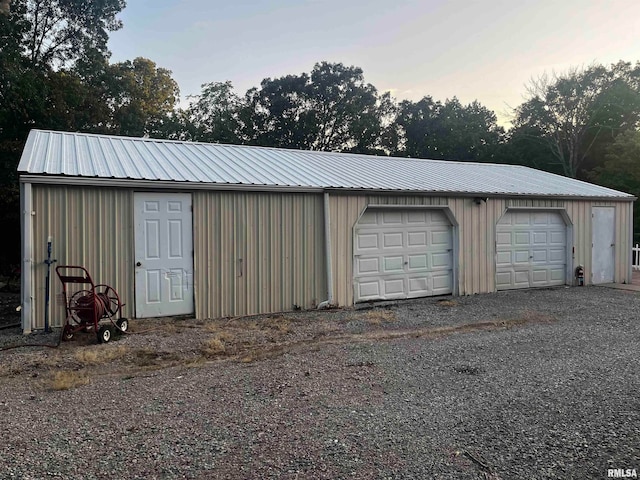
592,206,615,284
353,209,454,302
496,210,567,290
134,192,194,318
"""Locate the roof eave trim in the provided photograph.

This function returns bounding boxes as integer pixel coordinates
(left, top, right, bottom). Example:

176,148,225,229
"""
18,175,324,193
323,187,637,202
19,175,636,201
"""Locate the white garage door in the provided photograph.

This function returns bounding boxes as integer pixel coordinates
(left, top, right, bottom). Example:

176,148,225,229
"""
496,210,567,290
354,209,454,302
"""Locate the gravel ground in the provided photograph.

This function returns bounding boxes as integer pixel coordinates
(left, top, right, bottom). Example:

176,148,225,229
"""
0,286,639,479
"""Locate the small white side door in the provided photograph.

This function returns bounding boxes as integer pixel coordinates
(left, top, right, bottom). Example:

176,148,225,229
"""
134,192,194,318
592,206,615,284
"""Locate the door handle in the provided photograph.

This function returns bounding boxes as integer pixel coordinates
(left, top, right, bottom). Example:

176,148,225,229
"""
136,261,142,267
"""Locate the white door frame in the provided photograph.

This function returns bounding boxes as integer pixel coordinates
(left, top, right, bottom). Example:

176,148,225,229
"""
134,191,194,318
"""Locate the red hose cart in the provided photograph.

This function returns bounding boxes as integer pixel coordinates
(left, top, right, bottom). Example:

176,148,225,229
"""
55,265,128,343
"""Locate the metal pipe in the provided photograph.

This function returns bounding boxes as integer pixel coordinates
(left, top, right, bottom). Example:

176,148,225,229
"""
44,236,56,333
318,191,333,309
20,182,33,334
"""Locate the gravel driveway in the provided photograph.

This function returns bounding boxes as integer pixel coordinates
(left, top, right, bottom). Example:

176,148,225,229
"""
0,286,638,479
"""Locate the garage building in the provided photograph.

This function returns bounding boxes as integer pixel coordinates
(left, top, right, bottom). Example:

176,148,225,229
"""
18,130,635,333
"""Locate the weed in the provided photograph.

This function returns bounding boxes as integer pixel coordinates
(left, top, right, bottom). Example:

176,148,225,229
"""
261,316,291,333
363,309,396,324
201,336,227,357
437,299,457,307
185,356,207,368
74,345,128,365
50,370,90,390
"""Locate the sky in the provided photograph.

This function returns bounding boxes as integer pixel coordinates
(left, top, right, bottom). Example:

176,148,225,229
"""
107,0,640,127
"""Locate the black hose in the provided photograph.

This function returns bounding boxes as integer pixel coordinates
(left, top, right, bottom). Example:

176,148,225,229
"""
0,325,65,351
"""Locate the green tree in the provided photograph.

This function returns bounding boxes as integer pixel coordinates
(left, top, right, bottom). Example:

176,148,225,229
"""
241,62,394,153
181,81,244,144
107,57,180,137
590,130,640,241
512,62,640,178
395,96,504,161
18,0,125,68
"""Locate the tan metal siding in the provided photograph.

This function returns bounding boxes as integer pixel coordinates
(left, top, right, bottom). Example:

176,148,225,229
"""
31,185,133,329
193,191,326,318
329,194,633,305
564,200,632,285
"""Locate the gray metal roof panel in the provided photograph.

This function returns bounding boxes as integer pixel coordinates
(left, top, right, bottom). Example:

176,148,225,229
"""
17,129,634,199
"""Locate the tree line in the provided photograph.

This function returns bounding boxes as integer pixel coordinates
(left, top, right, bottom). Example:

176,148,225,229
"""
1,0,640,272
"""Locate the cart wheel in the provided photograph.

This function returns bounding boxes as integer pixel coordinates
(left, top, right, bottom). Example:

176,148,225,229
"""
116,318,129,333
62,325,74,341
97,325,113,343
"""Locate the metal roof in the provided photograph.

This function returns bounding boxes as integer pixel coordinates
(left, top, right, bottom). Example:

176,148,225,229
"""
18,129,634,199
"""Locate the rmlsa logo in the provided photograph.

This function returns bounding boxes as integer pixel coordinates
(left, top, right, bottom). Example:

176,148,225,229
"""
608,469,638,478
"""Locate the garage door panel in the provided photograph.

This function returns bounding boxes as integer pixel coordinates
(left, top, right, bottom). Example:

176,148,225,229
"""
408,231,427,247
358,281,380,299
531,269,549,283
496,251,512,266
533,232,548,244
359,210,377,224
515,232,530,245
496,211,567,290
532,249,548,262
383,278,405,296
550,268,565,281
496,231,512,246
514,250,530,263
533,212,550,225
408,254,428,270
431,230,452,247
549,248,565,262
407,211,427,223
383,256,404,273
515,212,532,225
357,233,378,250
382,211,403,224
514,270,530,286
355,257,380,275
408,276,429,296
432,272,453,292
429,212,450,225
432,252,453,268
383,232,403,248
496,271,512,288
354,209,453,302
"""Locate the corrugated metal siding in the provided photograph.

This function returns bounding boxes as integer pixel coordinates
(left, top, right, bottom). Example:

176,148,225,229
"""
27,185,632,328
329,194,633,306
31,185,133,329
565,201,632,285
193,191,326,318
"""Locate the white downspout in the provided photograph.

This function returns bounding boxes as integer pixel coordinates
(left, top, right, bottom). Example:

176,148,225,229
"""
318,191,334,309
20,181,33,334
628,202,634,284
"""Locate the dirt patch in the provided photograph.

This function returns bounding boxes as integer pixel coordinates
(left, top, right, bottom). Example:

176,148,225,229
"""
0,304,554,390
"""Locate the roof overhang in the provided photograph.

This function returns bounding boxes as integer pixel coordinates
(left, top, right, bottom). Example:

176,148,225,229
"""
19,174,637,202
